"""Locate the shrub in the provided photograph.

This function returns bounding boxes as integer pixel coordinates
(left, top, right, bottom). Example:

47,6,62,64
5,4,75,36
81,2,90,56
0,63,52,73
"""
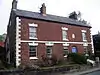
67,53,87,64
37,55,59,67
0,60,5,69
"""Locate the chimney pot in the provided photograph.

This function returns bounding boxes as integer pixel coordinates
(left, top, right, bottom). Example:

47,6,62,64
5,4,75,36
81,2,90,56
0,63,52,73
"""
40,3,46,16
12,0,18,9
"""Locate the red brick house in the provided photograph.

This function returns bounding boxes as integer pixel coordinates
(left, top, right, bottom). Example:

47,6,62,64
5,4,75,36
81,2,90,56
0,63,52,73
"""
6,0,93,67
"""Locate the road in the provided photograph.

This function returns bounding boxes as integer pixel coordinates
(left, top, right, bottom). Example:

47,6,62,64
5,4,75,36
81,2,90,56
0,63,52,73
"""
60,67,100,75
84,70,100,75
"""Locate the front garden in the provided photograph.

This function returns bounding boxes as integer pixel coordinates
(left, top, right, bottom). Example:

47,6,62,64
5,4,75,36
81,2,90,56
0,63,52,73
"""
0,53,96,75
19,53,90,71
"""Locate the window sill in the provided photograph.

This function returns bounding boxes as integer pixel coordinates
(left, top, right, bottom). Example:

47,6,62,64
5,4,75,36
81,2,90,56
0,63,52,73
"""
64,55,68,57
29,37,38,40
30,57,38,60
83,40,87,42
63,39,69,41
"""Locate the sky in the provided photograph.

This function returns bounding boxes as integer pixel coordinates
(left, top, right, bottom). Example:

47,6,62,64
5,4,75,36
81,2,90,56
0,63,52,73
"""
0,0,100,35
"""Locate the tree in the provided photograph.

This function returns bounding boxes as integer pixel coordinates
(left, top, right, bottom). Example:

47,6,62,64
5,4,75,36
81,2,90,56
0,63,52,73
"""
68,11,90,25
0,34,6,42
68,11,81,20
0,35,3,42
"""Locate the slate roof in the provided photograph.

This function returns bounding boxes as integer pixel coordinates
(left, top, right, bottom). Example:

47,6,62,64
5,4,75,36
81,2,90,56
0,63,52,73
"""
13,9,91,28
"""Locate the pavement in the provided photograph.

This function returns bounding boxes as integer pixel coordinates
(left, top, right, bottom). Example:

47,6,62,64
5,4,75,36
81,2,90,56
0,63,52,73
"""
62,67,100,75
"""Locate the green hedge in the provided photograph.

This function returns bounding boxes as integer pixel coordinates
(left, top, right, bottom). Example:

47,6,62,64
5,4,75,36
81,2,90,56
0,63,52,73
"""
68,53,87,64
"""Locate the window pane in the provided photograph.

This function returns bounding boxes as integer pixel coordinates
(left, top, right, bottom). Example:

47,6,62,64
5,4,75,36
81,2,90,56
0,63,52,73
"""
63,47,69,56
29,32,37,38
29,27,36,32
84,47,88,54
82,32,86,40
46,47,52,57
29,46,36,57
29,26,37,38
62,30,67,40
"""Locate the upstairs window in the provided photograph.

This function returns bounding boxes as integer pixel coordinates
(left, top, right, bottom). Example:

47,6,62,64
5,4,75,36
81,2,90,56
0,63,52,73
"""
29,26,37,39
29,23,38,39
82,30,87,41
62,27,68,41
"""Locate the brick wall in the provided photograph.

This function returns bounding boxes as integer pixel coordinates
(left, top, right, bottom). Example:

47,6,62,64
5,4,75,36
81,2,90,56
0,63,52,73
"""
19,17,92,64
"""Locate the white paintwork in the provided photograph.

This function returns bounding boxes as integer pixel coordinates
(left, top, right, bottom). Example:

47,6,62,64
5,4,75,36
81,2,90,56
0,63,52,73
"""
30,57,38,60
45,42,54,46
63,43,69,46
29,42,38,46
29,23,38,27
29,37,38,40
29,23,38,40
81,30,87,42
63,38,69,41
16,17,21,67
21,40,92,45
90,30,94,53
28,42,38,59
83,39,87,42
64,55,68,57
81,30,86,33
62,27,68,30
83,43,88,46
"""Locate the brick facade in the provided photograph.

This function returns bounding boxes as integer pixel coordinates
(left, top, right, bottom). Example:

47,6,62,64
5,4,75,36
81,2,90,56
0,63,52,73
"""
19,17,92,65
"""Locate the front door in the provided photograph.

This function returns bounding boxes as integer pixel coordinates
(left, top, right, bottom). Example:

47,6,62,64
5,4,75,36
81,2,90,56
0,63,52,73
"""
72,46,78,53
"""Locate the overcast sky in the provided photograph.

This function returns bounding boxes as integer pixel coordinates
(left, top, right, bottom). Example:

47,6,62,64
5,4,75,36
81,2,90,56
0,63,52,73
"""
0,0,100,35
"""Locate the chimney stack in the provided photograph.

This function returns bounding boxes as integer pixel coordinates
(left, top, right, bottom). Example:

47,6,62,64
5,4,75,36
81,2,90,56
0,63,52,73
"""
40,3,46,16
12,0,18,9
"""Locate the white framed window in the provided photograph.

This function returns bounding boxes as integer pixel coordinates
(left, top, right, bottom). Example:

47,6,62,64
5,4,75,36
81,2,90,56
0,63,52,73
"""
82,32,87,41
63,47,69,57
29,46,37,57
84,46,88,54
62,27,68,41
84,46,89,57
29,23,38,39
46,46,52,58
29,26,37,39
81,30,87,41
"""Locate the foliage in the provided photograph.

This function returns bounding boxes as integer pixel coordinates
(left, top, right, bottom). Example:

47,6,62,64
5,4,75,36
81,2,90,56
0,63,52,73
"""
68,11,81,20
0,60,6,69
68,11,90,25
36,55,59,67
19,60,39,70
67,53,87,64
0,35,3,41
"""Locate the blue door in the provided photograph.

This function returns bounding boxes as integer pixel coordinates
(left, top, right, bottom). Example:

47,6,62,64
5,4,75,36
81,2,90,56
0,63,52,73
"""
72,47,78,53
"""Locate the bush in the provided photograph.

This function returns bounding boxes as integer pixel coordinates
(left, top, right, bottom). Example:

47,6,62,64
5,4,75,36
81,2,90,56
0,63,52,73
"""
0,60,5,69
37,55,59,67
67,53,87,64
19,60,39,70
